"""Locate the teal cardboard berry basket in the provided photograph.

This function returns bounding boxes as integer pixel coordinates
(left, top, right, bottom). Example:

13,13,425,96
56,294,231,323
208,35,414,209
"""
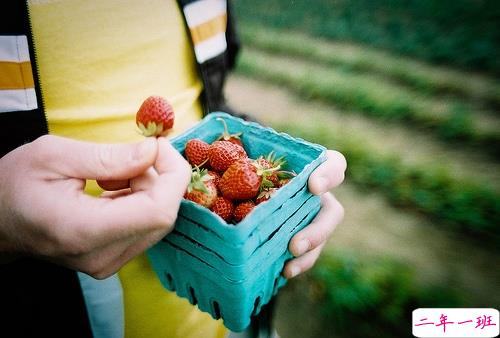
147,112,327,332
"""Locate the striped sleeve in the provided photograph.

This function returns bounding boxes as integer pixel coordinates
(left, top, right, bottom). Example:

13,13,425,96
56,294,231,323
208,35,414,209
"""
183,0,228,64
0,35,38,113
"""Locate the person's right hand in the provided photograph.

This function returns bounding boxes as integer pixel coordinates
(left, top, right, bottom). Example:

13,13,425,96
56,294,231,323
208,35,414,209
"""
0,135,191,279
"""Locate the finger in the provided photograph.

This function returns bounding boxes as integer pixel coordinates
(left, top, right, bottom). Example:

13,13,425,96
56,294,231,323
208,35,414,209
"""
308,150,347,195
129,167,159,193
100,188,132,199
68,192,170,243
70,228,167,279
65,139,190,245
34,135,158,181
154,137,191,175
98,165,158,192
97,179,130,191
283,243,324,279
289,193,344,257
63,231,138,278
107,228,169,276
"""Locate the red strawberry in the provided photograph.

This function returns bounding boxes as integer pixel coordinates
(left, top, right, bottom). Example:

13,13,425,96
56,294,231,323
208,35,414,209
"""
184,168,218,208
256,152,286,187
233,201,255,223
207,170,221,191
208,140,247,172
185,138,209,167
216,117,243,147
136,96,175,137
219,159,278,200
210,196,234,222
219,159,260,200
256,158,279,187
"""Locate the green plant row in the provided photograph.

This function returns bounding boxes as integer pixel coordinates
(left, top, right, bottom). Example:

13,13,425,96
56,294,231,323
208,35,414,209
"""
271,121,500,247
309,250,463,338
235,49,500,157
234,0,500,76
239,23,500,109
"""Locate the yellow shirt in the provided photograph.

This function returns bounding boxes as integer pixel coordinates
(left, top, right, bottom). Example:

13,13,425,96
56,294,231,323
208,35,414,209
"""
28,0,225,337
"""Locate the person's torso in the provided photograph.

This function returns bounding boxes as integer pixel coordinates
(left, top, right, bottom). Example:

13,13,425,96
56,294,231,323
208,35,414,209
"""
25,1,227,337
28,0,204,144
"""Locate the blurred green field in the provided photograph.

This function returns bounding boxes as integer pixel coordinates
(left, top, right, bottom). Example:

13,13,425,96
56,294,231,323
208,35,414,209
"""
234,0,500,75
228,2,500,337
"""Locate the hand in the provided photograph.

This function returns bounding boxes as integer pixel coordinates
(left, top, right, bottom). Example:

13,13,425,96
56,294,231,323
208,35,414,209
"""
283,150,346,278
0,135,191,279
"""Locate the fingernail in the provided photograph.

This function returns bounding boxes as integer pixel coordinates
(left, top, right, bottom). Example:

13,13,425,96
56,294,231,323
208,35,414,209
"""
294,239,310,257
288,266,301,278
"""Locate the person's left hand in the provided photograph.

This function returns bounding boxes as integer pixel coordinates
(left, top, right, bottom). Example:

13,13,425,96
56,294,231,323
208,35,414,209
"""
282,150,346,279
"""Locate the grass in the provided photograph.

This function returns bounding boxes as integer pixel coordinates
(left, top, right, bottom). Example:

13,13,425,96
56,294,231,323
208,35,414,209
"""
235,48,500,156
234,0,500,75
239,23,500,109
307,250,464,338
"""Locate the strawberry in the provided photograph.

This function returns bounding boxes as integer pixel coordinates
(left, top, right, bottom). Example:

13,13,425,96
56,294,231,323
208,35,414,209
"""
208,140,247,172
256,158,279,187
207,170,221,191
216,117,243,147
136,96,175,137
210,196,234,222
219,159,260,200
184,167,218,208
233,201,255,223
256,151,286,187
219,159,278,200
185,138,209,167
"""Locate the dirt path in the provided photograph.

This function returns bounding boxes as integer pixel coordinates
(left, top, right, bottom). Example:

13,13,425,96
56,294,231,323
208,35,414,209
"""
226,74,500,190
224,75,500,335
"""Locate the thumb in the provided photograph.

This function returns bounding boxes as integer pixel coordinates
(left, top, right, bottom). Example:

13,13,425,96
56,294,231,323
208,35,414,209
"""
150,137,192,208
308,150,347,195
37,135,158,180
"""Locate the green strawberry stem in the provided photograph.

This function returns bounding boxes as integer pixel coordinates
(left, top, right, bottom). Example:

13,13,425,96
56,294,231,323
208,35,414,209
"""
216,117,242,141
265,151,287,168
251,160,281,192
187,166,210,193
137,121,165,138
277,170,297,179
